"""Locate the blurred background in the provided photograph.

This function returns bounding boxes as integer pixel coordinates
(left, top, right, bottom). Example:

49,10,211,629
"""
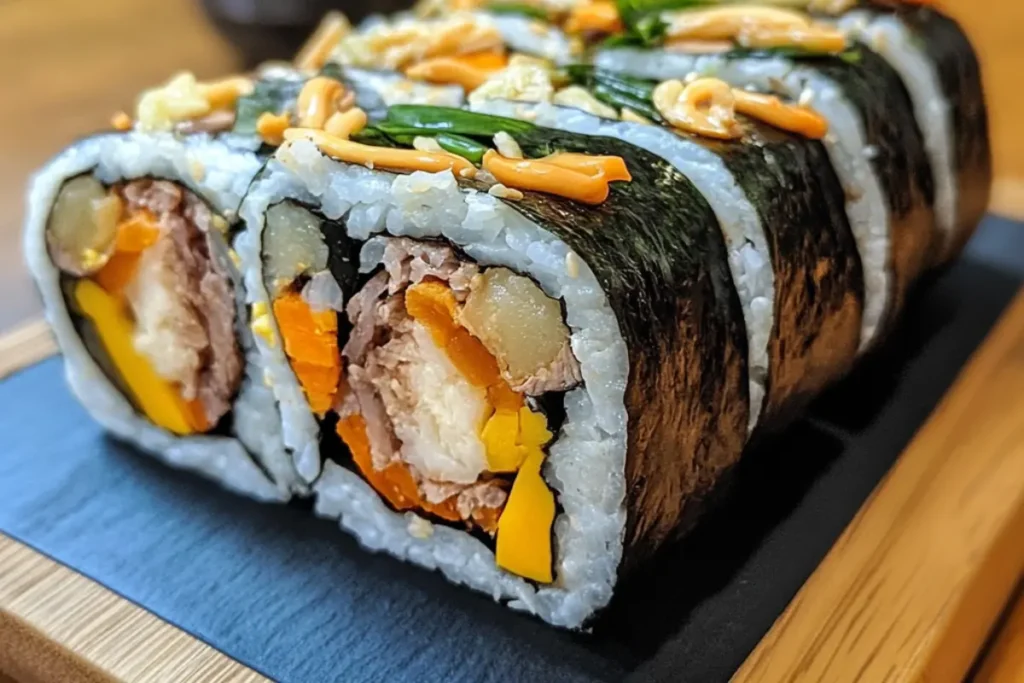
0,0,1019,333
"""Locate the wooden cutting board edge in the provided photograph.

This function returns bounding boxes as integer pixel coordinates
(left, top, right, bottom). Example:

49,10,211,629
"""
1,287,1023,682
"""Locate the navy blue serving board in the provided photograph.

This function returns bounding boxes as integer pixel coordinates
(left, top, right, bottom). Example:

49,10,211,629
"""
2,216,1023,683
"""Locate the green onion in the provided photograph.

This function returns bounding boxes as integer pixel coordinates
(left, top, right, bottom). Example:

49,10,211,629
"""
567,65,656,101
384,105,536,137
615,0,710,29
486,2,550,20
436,133,489,164
349,127,401,148
591,84,664,123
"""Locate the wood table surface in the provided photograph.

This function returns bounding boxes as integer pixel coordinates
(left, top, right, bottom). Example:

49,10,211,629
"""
0,1,1023,681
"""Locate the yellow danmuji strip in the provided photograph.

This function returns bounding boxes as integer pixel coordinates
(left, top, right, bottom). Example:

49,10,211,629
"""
539,152,632,182
74,280,196,435
272,292,342,416
282,129,476,177
496,448,555,583
482,150,611,205
732,89,828,139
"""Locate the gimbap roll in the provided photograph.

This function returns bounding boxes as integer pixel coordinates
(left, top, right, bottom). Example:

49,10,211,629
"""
238,106,749,626
25,62,469,500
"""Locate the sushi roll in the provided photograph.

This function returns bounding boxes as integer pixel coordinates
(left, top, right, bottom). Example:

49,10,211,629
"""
237,106,749,626
593,5,939,351
25,61,470,500
469,62,865,429
24,124,292,501
830,3,991,262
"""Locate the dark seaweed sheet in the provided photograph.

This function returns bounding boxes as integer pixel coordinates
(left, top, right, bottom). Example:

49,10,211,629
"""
497,127,750,565
698,122,864,426
896,6,992,260
805,47,937,332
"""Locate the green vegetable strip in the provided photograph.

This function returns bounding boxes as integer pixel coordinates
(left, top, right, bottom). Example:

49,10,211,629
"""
591,83,664,122
349,127,401,148
436,133,488,164
385,105,536,136
567,65,657,101
486,2,550,20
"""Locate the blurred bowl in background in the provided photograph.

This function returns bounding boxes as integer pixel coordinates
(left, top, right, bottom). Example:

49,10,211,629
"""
201,0,413,67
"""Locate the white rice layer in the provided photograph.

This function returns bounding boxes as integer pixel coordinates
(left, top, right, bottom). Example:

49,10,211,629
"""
836,10,957,262
238,140,630,627
488,13,578,64
595,49,891,352
23,131,295,502
472,99,771,432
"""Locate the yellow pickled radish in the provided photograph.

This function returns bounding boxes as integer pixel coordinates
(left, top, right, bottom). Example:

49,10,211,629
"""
482,410,522,472
74,280,195,435
496,448,555,583
518,406,552,448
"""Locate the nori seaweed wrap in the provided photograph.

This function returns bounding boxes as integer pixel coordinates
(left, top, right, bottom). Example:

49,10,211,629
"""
238,109,749,626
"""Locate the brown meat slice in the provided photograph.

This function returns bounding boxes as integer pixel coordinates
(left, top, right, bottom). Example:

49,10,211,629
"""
509,341,583,396
379,237,478,299
120,179,242,426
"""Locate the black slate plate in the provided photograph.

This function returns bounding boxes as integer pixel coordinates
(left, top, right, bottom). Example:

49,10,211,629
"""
2,216,1022,683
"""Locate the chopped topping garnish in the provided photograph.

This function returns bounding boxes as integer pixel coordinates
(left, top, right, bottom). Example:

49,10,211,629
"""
552,85,619,119
295,11,352,71
296,76,349,129
405,52,509,91
564,0,622,35
324,107,368,140
653,76,827,140
135,72,253,131
732,89,828,139
661,5,847,54
282,128,477,177
332,14,505,71
540,152,632,182
488,183,525,200
468,59,555,107
493,130,524,159
257,111,291,146
654,77,742,140
111,111,133,131
482,149,613,204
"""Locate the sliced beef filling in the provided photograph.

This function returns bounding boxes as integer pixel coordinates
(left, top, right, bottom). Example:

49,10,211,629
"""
340,237,581,532
118,179,242,425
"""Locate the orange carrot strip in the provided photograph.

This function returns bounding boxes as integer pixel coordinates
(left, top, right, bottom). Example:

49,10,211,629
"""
337,414,462,522
273,291,341,416
540,152,632,182
456,50,509,70
114,211,161,252
183,397,211,432
94,252,141,297
482,150,610,205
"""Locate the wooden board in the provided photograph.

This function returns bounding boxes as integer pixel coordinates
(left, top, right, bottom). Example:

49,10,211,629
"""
0,535,266,683
971,590,1024,682
733,289,1024,683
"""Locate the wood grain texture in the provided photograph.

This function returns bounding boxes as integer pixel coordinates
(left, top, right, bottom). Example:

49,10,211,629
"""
973,591,1024,683
0,0,241,333
0,319,56,382
734,288,1024,683
0,534,268,683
